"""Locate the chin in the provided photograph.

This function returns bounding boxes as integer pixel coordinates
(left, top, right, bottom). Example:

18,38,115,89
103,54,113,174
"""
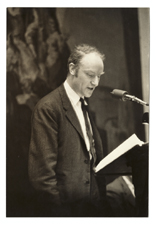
85,93,92,98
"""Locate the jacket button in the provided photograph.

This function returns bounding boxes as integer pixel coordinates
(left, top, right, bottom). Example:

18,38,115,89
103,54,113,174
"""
85,180,90,184
84,159,89,164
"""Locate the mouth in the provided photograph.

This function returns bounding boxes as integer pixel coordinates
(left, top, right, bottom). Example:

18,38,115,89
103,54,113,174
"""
87,87,94,91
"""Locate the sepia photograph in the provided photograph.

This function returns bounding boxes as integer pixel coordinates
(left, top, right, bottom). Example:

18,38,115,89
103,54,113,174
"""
5,4,151,220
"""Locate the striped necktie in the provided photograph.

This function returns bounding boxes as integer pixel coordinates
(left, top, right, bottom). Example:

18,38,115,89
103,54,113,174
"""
80,98,97,169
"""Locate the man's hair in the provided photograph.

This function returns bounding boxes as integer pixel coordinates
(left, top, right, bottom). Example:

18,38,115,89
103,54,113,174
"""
67,44,105,72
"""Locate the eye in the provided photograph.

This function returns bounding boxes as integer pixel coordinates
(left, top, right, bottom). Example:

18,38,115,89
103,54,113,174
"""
86,73,94,78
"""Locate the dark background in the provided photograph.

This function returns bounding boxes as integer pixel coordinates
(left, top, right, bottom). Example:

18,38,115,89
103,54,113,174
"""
6,8,149,216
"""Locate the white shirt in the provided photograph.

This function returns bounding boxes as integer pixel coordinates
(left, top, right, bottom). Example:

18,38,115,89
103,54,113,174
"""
64,80,92,157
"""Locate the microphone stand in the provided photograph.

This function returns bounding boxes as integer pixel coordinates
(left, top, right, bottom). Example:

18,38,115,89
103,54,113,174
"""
111,89,149,216
142,112,149,124
123,95,149,106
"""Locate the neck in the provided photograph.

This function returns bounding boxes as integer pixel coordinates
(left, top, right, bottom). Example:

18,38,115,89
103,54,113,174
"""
66,76,83,98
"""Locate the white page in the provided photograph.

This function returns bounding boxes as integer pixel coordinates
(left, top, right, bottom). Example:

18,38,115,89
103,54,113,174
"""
95,134,144,173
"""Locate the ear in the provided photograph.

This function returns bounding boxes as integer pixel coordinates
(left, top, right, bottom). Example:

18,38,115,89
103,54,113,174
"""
69,63,76,75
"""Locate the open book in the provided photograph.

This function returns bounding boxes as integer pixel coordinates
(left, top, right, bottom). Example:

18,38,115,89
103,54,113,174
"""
95,134,144,173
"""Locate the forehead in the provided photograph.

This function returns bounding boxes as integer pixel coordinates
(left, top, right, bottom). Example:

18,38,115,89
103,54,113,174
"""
79,52,104,70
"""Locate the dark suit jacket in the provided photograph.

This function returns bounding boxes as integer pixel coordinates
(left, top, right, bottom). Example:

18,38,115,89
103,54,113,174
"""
28,84,105,216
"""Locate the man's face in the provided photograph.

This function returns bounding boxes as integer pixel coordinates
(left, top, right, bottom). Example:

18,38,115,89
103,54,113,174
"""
72,52,104,98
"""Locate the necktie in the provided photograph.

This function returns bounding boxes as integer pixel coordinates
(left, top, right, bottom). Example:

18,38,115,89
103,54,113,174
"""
80,98,97,169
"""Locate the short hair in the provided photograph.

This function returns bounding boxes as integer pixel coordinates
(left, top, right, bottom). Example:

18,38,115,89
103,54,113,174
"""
68,44,105,71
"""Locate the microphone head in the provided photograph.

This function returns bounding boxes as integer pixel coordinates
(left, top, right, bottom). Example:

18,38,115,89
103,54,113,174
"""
111,89,128,100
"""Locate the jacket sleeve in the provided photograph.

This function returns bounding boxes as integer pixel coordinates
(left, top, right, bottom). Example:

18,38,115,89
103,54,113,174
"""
28,102,61,206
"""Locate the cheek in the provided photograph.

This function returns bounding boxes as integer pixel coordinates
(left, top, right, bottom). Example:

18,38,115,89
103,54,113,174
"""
83,77,90,85
77,74,90,91
82,81,89,90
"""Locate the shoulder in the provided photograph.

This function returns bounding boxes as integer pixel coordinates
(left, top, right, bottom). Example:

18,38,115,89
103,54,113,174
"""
32,85,65,119
36,85,63,109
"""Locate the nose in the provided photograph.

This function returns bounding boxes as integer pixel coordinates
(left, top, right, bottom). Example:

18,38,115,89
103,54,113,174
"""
91,76,99,87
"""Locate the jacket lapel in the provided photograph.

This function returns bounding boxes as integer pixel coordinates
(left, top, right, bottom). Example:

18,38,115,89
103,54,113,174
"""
58,84,85,141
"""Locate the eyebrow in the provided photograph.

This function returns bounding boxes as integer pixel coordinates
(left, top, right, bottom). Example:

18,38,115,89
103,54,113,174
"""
83,70,105,75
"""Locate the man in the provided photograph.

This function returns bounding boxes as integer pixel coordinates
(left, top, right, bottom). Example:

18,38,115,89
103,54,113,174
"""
28,44,107,216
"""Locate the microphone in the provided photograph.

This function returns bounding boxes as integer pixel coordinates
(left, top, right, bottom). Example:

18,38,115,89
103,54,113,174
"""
111,89,149,106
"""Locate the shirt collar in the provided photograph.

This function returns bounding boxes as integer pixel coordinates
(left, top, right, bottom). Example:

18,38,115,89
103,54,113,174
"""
64,80,80,106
